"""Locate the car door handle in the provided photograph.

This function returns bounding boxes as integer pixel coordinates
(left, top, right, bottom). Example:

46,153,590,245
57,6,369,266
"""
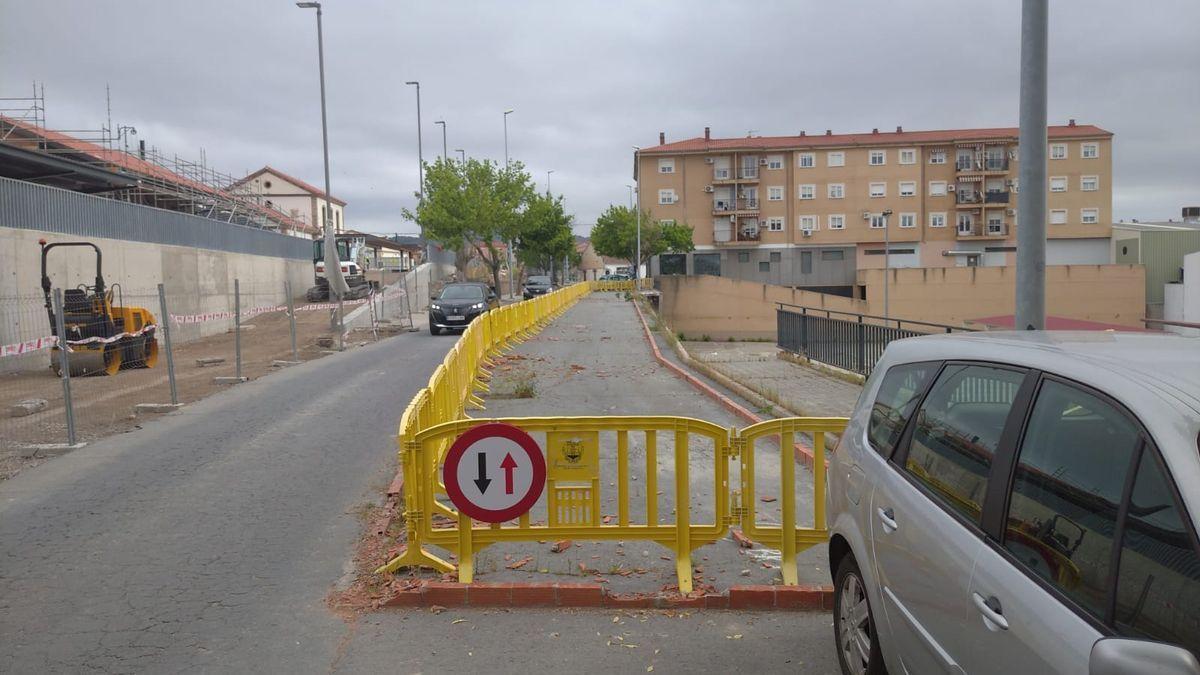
972,593,1009,631
876,507,898,532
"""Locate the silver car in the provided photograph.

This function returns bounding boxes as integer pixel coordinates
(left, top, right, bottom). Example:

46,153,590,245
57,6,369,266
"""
827,332,1200,675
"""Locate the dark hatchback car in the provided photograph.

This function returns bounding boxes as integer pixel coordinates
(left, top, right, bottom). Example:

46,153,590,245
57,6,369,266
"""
428,282,499,335
522,275,554,300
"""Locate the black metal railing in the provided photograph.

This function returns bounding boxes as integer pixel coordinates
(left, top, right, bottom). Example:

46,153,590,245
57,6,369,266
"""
984,190,1010,204
777,304,975,376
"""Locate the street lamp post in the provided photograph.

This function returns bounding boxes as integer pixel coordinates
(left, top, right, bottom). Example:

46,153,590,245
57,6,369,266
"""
296,1,346,335
503,109,514,168
405,81,423,199
434,119,447,160
881,208,893,320
625,184,634,210
503,108,515,297
455,148,465,164
546,169,554,195
632,145,641,280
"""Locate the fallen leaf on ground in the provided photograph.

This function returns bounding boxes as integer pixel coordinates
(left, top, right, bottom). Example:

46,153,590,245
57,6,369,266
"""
760,495,777,503
551,539,573,553
506,556,533,570
430,605,447,614
451,618,468,624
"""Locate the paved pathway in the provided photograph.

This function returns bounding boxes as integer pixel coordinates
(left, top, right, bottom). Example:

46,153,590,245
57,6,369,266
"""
684,341,863,417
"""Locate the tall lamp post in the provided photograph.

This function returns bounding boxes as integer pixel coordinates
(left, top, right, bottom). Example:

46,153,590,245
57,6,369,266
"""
546,169,554,195
434,119,447,160
1015,0,1048,330
503,108,515,297
296,0,347,334
455,148,465,164
405,81,423,199
632,145,641,280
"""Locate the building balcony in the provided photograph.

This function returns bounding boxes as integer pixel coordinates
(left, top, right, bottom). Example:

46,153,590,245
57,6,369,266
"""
984,190,1010,204
712,198,758,215
956,222,1009,238
714,227,761,245
713,168,759,183
956,157,1009,174
955,190,983,206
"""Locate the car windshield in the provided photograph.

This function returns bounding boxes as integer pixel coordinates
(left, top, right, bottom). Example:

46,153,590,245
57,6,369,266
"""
439,285,484,301
527,276,551,285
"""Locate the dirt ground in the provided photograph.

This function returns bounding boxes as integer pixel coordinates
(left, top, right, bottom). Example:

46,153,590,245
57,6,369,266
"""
0,302,410,480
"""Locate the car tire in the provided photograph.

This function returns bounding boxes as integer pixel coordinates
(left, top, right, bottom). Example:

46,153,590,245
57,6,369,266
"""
429,320,440,336
834,554,886,675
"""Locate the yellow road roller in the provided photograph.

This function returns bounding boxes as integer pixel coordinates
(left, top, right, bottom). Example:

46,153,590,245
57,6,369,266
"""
39,239,159,376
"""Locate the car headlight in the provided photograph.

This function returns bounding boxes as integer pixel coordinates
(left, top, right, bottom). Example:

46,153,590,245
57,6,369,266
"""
430,303,441,311
471,302,485,310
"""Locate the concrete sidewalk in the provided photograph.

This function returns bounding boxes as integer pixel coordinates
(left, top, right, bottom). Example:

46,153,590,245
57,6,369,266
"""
683,341,862,418
409,292,830,595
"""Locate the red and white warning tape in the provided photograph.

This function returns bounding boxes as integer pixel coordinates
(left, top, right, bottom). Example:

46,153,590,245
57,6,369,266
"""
1,324,157,358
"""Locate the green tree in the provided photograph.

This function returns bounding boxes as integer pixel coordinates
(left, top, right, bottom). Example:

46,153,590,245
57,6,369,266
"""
590,205,693,275
516,193,576,284
403,157,534,293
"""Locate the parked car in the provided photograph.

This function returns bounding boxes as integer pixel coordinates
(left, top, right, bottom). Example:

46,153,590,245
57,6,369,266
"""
428,282,498,335
827,331,1200,675
522,275,554,300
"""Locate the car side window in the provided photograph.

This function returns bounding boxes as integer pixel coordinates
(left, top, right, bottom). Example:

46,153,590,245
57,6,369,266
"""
1002,379,1140,619
904,364,1025,526
867,362,937,457
1115,448,1200,655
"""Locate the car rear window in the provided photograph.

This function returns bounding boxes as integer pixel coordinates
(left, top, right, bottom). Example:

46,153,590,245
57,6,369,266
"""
867,362,937,457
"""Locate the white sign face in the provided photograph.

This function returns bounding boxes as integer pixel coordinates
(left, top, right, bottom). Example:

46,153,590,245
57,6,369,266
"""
442,422,546,523
454,436,535,512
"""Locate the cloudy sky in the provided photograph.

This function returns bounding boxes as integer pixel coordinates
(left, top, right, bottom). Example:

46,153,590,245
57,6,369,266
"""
3,1,1198,235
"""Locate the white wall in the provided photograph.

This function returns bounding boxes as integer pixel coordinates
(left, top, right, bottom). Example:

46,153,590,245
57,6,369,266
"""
1165,251,1200,336
1047,237,1111,265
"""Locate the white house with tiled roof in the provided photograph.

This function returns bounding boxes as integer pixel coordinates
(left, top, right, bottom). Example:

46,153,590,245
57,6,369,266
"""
232,166,346,237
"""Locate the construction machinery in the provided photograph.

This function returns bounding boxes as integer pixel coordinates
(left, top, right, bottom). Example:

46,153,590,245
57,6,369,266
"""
39,239,159,376
306,234,374,301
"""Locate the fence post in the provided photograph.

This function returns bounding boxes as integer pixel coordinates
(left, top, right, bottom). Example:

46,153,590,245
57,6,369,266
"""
800,307,808,356
338,295,345,351
52,288,77,446
285,280,298,361
856,314,866,375
234,278,243,379
157,284,178,405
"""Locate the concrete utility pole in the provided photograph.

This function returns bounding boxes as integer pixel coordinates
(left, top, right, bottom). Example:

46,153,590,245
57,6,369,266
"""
633,146,641,279
1016,0,1048,330
546,169,554,195
297,1,348,329
503,109,515,298
626,184,634,210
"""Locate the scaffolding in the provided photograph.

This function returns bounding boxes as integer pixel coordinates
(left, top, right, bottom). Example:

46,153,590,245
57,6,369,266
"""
0,85,314,235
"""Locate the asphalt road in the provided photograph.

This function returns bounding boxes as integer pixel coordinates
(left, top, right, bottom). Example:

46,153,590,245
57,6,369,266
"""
0,328,454,672
0,305,841,673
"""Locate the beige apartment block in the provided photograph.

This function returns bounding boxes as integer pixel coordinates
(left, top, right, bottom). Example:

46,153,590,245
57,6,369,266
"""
638,122,1112,290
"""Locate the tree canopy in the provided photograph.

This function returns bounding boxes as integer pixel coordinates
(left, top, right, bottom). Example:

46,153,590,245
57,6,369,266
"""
402,157,536,292
516,192,578,283
590,205,693,275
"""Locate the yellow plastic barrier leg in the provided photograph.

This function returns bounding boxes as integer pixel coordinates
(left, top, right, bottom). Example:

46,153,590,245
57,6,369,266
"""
457,512,474,583
780,429,798,586
674,429,693,594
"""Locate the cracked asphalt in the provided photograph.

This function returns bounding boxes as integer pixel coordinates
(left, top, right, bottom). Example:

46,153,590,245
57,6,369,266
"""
0,328,454,672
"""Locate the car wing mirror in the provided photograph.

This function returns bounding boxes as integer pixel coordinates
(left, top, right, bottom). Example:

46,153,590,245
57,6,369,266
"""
1090,638,1200,675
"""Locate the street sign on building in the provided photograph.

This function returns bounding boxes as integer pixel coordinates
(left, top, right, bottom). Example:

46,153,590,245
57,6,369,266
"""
442,422,546,523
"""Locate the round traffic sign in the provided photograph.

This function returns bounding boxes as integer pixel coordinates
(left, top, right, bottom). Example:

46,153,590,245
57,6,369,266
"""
442,422,546,523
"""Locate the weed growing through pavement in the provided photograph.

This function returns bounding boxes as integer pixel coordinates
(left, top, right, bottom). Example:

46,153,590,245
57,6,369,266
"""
513,373,537,398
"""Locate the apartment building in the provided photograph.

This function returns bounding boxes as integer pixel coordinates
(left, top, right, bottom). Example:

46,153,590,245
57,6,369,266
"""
638,122,1113,291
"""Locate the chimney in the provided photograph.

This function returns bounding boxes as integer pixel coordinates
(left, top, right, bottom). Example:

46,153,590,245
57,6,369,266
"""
1068,119,1076,127
659,132,665,145
872,128,879,135
896,126,903,133
704,126,711,140
799,130,806,136
825,129,832,136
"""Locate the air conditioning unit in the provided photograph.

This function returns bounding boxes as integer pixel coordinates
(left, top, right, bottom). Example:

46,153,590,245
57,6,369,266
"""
704,157,715,164
801,229,813,237
703,185,714,193
947,184,956,192
1006,208,1016,216
759,158,769,166
1009,150,1017,159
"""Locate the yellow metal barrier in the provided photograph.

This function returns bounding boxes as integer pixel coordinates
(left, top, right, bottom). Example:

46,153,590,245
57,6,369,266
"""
377,280,848,592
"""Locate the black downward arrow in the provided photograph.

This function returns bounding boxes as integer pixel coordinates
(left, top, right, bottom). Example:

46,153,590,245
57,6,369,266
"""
473,453,492,493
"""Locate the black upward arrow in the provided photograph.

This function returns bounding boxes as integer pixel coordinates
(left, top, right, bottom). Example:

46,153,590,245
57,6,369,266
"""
473,453,492,493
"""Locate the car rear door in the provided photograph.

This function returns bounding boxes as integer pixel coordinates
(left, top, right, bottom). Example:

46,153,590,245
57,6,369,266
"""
870,362,1031,674
960,375,1200,673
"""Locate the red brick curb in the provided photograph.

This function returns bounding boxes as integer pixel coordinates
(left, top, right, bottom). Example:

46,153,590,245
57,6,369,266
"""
383,580,832,611
630,299,823,469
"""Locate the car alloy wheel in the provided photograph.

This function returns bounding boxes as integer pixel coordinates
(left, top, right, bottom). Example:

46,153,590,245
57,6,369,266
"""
835,556,882,675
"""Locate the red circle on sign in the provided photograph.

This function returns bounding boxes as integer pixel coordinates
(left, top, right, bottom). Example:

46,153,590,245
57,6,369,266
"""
442,422,546,523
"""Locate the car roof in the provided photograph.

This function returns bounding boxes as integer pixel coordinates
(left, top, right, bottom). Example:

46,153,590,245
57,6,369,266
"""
444,282,489,288
886,331,1200,412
